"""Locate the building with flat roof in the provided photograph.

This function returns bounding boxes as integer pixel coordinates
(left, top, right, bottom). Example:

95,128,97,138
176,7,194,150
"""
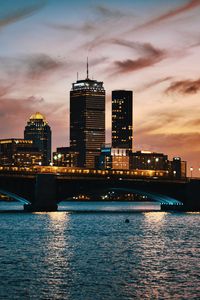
70,62,105,168
112,90,133,151
96,145,130,170
53,147,78,167
0,139,42,166
130,151,169,171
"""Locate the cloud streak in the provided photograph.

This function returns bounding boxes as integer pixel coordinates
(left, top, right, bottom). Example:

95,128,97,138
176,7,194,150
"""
47,21,96,34
95,5,126,19
135,0,200,30
0,53,67,87
137,77,172,92
0,0,48,29
111,41,167,74
166,78,200,95
0,84,13,97
24,54,64,81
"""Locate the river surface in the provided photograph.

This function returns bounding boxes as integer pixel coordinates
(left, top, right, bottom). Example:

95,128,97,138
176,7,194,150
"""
0,202,200,300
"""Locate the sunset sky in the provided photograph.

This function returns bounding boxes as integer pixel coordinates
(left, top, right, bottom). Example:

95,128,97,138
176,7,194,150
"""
0,0,200,175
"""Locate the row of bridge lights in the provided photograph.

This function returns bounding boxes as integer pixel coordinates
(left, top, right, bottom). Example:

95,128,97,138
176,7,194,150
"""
189,167,200,178
34,158,197,178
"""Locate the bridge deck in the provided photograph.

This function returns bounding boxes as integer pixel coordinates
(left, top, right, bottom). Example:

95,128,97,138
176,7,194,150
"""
0,165,188,183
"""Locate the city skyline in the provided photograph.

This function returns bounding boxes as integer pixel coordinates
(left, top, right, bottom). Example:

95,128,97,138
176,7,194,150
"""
0,0,200,174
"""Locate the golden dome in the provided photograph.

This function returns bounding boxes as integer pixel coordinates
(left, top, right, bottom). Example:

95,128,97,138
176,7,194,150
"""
30,112,46,121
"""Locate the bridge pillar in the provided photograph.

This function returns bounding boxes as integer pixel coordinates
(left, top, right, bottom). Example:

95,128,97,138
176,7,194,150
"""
185,179,200,211
24,174,57,212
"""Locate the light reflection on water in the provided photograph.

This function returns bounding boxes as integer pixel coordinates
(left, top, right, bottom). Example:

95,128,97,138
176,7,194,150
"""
0,202,199,299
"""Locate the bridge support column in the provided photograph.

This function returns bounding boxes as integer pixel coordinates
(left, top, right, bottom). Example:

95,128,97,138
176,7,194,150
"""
185,179,200,211
24,174,57,212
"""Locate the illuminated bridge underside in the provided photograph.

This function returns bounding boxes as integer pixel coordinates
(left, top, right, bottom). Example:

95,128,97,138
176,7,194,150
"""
111,188,183,205
0,189,30,205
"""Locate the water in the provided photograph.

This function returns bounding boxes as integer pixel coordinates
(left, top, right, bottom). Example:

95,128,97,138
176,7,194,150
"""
58,201,161,212
0,202,200,300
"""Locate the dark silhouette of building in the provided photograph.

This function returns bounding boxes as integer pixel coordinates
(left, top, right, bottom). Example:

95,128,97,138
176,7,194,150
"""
24,112,51,165
53,147,78,167
0,139,42,166
112,90,133,151
130,151,169,171
70,61,105,168
170,157,187,179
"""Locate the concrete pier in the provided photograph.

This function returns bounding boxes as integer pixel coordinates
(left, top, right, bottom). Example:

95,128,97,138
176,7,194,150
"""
24,174,57,212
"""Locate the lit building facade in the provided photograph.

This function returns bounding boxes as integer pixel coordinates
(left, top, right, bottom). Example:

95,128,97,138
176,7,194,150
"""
0,139,42,166
53,147,78,167
97,145,129,170
24,112,51,165
130,151,169,171
70,70,105,168
112,90,133,151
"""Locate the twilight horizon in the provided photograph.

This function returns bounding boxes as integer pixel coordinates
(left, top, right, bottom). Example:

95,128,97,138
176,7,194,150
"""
0,0,200,175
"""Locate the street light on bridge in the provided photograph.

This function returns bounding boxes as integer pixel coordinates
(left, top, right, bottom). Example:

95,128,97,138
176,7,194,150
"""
190,167,193,178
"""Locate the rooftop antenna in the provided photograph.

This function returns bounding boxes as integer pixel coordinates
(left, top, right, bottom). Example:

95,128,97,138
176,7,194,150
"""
77,72,79,81
86,57,89,79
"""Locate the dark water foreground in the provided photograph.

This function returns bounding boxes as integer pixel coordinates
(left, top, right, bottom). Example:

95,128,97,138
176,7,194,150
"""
0,202,200,300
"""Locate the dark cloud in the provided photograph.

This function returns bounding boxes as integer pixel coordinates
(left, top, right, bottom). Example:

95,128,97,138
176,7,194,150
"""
135,0,200,30
95,5,126,19
0,84,13,97
165,78,200,95
47,21,96,34
24,54,64,80
110,39,163,56
137,77,172,92
0,54,66,83
48,4,127,36
111,42,167,74
0,0,48,29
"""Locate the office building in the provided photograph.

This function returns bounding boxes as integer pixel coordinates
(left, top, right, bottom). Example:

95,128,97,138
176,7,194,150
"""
70,62,105,168
97,144,129,170
130,151,169,170
53,147,78,167
0,139,42,166
112,90,133,151
24,112,51,165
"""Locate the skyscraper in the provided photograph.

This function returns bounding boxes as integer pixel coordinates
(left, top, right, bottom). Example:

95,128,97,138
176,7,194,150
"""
112,90,133,151
24,112,51,165
70,62,105,168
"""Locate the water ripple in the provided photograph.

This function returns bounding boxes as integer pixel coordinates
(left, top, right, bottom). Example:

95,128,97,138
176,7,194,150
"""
0,203,199,299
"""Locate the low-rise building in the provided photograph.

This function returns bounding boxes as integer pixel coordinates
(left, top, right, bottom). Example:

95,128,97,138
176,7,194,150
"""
0,139,42,166
53,147,78,167
130,151,169,171
170,157,187,179
96,145,130,170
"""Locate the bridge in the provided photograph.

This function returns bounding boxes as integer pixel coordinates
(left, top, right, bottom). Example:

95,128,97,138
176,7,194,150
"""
0,166,199,211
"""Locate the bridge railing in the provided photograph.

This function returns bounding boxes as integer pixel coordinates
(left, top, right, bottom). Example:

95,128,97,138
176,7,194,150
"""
0,165,188,181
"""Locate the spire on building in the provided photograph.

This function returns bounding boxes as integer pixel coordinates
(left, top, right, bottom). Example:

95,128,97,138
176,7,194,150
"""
86,57,89,79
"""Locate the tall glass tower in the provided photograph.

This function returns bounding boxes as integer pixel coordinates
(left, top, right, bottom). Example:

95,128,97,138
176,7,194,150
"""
70,63,105,168
24,112,51,165
112,90,133,151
